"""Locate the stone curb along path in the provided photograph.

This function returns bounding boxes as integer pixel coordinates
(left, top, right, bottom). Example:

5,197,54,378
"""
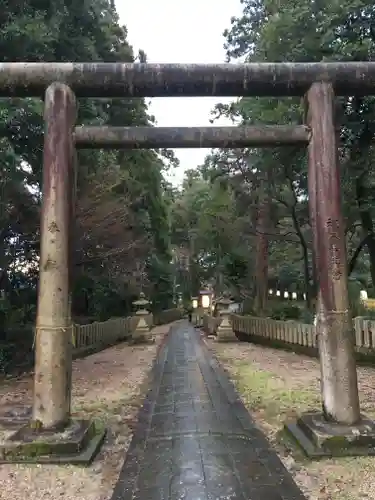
110,321,306,500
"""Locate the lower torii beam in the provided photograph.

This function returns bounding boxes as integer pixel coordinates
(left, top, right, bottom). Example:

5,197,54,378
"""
74,125,309,149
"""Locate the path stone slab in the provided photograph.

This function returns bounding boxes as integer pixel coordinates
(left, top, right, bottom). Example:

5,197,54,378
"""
110,322,306,500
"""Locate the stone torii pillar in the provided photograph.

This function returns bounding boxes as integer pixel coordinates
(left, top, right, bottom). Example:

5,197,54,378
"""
286,82,375,457
0,83,105,464
32,82,76,429
307,82,360,425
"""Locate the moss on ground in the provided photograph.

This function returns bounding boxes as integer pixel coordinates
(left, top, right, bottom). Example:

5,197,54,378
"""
72,393,143,424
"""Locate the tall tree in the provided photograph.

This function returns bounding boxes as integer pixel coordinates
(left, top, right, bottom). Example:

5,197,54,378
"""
204,0,375,309
0,0,176,334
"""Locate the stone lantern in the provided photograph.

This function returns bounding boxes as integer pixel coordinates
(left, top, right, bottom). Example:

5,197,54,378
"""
213,295,225,317
132,292,152,344
215,292,237,342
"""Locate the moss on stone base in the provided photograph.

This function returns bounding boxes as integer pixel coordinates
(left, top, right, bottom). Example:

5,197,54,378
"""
285,412,375,458
0,419,106,465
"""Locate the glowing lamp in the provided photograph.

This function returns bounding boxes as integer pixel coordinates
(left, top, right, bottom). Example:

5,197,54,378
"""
199,289,213,310
201,294,211,309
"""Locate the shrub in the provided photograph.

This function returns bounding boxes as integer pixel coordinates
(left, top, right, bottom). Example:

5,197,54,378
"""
269,303,301,321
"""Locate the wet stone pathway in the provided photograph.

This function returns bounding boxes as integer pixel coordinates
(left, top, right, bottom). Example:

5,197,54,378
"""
111,322,306,500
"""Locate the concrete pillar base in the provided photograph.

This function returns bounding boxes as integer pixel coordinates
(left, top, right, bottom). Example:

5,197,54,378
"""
285,411,375,457
0,418,105,465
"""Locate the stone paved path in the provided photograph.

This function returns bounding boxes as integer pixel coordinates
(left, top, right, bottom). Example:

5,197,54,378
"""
111,321,306,500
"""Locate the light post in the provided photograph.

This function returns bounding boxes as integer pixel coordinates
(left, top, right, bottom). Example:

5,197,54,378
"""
200,289,212,311
177,294,183,308
191,296,198,325
199,289,213,327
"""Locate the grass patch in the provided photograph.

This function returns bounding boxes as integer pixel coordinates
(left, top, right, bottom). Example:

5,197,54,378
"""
72,393,143,420
223,358,320,426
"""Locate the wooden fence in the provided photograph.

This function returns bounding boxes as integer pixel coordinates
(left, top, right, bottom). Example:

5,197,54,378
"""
0,308,183,376
229,314,375,351
73,315,143,351
72,309,183,353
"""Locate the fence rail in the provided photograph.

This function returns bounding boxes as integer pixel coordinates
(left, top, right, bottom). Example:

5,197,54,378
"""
73,315,143,351
0,309,183,376
229,314,375,351
72,310,182,352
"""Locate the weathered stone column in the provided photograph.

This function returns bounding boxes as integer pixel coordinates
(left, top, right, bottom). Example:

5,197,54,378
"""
33,83,77,429
307,82,360,425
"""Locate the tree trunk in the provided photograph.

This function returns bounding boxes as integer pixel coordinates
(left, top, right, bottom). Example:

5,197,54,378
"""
254,178,269,315
355,177,375,287
348,235,370,277
301,243,311,307
290,204,312,308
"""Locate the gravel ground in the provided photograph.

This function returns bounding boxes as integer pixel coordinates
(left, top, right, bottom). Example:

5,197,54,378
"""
0,322,174,500
207,337,375,500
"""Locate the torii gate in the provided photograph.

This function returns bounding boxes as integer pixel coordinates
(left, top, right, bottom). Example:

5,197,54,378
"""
0,62,374,462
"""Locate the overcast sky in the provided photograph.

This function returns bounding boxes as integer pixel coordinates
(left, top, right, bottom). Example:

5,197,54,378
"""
116,0,242,185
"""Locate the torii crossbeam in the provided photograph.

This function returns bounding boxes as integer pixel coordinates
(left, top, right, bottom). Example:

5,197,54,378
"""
0,62,374,96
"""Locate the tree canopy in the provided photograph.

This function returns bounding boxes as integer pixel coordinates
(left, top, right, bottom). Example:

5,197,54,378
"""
169,0,375,316
3,0,375,345
0,0,178,342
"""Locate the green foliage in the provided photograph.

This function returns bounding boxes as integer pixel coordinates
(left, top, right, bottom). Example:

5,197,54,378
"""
153,308,184,325
0,0,177,350
299,308,315,325
268,303,302,321
192,0,375,310
169,171,252,298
